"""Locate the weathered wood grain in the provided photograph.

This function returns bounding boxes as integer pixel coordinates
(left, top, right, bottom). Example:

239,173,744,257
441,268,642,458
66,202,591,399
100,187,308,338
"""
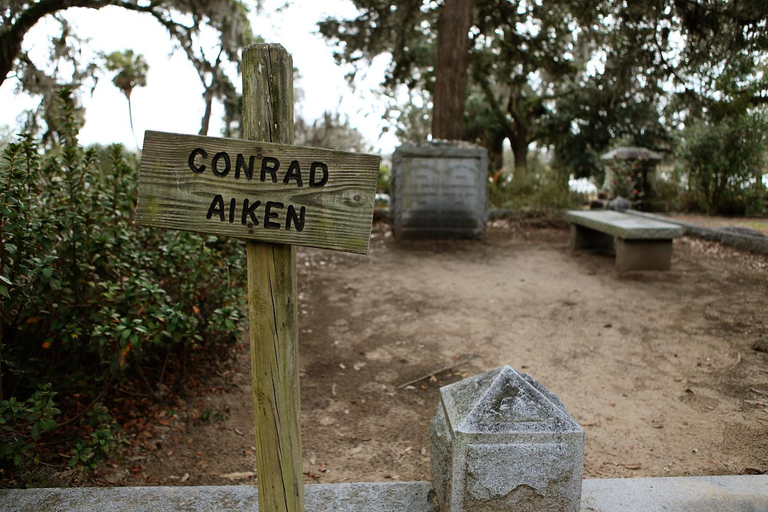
243,43,304,512
136,131,379,254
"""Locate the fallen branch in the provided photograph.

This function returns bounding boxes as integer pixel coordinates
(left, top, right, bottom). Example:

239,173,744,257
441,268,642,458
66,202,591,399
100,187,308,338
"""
728,352,742,371
397,354,479,389
58,374,114,429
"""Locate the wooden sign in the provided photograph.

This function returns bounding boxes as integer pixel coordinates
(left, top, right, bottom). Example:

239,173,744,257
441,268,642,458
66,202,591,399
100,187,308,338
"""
136,130,380,254
135,43,374,512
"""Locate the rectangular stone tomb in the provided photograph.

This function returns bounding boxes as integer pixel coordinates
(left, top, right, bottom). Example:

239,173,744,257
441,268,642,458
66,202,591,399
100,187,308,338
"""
565,210,684,271
430,366,584,512
391,142,488,241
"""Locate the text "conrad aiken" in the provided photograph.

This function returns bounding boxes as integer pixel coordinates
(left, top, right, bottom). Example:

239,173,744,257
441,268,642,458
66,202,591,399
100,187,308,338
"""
188,147,331,233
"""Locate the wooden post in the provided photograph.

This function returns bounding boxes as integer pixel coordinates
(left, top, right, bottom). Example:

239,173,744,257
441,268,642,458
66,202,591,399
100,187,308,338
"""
242,43,304,512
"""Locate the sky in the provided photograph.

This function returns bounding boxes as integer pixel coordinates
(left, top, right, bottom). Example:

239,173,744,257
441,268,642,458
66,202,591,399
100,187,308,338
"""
0,0,401,154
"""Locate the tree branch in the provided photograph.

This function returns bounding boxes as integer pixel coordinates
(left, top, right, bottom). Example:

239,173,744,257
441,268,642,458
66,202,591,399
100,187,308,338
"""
0,0,119,87
473,69,516,142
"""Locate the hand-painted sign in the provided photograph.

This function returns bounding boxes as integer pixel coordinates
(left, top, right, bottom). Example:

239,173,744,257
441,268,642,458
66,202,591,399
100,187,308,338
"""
136,130,380,254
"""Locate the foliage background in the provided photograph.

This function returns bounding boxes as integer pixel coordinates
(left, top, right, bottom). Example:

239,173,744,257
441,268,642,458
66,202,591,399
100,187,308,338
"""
0,92,245,484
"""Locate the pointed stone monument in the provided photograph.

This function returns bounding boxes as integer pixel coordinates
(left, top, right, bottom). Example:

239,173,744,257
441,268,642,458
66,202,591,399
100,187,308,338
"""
430,366,584,512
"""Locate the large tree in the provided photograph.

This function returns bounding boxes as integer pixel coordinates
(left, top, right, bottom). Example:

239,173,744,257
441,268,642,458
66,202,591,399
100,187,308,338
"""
321,0,768,185
469,0,600,183
1,0,256,138
319,0,598,179
549,0,768,180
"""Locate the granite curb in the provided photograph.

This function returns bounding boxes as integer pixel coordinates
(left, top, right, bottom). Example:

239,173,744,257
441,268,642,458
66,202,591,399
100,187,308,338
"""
2,475,767,512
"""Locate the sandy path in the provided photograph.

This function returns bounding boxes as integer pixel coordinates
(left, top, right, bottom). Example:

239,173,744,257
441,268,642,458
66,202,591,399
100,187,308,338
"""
106,219,768,486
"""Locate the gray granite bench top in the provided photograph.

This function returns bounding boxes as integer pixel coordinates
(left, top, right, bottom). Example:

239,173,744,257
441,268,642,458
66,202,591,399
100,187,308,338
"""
566,210,684,240
2,475,767,511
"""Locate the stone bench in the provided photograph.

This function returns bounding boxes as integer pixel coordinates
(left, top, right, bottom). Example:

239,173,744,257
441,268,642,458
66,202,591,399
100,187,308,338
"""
565,210,683,271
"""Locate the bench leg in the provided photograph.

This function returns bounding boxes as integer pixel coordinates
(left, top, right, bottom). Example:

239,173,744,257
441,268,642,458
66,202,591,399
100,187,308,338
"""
570,224,614,253
615,238,673,271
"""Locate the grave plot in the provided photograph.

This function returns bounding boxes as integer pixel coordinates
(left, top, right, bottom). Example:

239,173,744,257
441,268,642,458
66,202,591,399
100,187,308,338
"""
119,220,768,487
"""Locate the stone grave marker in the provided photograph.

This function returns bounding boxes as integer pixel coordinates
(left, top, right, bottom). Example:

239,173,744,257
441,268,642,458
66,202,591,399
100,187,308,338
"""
391,142,488,240
136,43,379,512
430,365,584,511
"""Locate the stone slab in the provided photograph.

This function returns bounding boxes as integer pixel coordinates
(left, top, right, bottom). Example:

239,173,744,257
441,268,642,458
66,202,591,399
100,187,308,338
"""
2,476,767,511
565,210,683,240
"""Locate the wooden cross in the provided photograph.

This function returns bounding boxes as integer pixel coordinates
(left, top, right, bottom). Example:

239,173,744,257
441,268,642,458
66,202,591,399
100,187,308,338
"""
135,43,380,512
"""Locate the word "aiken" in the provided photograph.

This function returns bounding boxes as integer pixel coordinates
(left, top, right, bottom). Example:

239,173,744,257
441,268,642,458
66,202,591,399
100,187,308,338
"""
206,196,305,232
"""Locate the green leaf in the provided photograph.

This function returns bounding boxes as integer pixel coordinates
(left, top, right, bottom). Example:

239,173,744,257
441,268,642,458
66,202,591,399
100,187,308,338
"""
39,417,57,432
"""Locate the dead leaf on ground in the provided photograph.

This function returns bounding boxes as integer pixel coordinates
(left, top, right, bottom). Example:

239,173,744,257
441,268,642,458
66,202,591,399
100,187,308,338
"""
219,471,256,480
180,473,189,482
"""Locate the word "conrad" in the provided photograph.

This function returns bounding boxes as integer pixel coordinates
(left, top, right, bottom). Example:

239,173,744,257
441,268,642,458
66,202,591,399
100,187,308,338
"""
188,148,329,188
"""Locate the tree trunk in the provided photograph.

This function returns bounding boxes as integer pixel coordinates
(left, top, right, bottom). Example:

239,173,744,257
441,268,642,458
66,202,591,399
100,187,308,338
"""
511,132,529,187
432,0,473,141
127,96,139,148
199,89,213,136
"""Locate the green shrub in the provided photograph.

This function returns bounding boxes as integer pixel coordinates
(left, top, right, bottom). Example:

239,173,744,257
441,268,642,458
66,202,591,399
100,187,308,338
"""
677,112,767,215
489,163,585,216
0,91,245,482
377,164,391,195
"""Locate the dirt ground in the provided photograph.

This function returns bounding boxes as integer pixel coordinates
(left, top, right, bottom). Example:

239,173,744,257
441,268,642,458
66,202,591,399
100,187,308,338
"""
99,217,768,487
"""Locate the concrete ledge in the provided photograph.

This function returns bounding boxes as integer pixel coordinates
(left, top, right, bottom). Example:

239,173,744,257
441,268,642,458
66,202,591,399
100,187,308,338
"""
0,481,437,512
2,476,767,512
582,475,768,511
623,210,768,255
